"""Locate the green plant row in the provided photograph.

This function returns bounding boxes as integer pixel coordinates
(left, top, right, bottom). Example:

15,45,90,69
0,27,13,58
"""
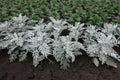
0,0,120,25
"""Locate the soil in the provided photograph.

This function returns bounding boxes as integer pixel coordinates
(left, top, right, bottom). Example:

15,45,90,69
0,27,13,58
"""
0,48,120,80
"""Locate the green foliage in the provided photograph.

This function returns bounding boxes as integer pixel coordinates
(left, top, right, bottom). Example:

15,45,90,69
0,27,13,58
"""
0,0,120,25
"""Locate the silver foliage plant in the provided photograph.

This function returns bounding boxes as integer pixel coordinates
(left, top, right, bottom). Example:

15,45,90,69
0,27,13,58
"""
0,14,120,69
84,24,120,68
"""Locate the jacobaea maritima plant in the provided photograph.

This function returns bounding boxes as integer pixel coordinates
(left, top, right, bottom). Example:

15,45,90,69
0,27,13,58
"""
0,14,120,69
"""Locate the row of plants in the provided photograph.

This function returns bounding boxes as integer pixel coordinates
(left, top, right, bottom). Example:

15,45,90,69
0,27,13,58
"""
0,0,120,25
0,14,120,69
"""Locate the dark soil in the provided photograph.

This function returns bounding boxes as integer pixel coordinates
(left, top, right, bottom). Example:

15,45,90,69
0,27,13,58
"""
0,48,120,80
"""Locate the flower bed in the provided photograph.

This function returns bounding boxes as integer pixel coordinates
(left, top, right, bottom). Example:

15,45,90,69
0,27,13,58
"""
0,14,120,70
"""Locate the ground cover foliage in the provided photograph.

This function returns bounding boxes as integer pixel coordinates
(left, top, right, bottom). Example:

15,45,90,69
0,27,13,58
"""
0,14,120,69
0,0,120,25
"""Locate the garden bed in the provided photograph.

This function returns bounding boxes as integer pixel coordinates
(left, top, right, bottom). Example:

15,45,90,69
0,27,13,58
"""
1,15,120,80
0,1,120,79
0,48,120,80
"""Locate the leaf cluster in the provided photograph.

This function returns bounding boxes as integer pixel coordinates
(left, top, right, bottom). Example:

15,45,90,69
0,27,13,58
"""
0,14,120,69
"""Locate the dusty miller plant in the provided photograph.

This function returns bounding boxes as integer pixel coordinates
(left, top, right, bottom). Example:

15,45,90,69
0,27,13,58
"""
83,24,120,67
0,14,52,67
0,14,120,69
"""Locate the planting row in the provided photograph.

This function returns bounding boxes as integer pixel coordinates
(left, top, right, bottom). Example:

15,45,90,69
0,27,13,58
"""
0,14,120,69
0,0,120,25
